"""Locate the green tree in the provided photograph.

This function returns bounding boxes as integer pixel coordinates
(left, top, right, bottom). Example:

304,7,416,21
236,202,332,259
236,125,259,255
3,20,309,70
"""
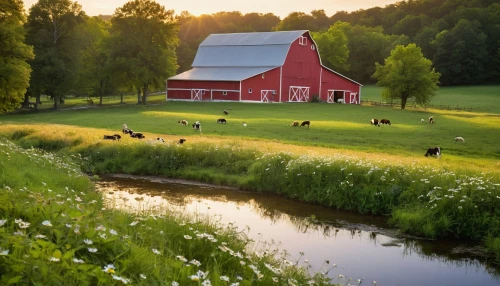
0,0,34,113
25,0,86,109
108,0,178,105
311,23,349,73
432,19,488,85
373,43,440,109
76,16,111,105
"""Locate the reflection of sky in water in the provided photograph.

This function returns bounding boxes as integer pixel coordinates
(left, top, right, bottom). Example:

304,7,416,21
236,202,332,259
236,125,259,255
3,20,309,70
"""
98,178,500,286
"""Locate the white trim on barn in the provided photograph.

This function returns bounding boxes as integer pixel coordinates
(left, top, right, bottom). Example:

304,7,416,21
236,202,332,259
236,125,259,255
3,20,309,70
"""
289,86,310,102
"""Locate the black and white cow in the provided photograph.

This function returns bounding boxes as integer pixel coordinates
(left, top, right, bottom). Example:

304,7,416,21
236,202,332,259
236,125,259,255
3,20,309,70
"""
217,118,227,124
370,118,380,126
178,138,186,144
380,119,391,125
425,147,441,157
192,121,201,131
130,132,145,139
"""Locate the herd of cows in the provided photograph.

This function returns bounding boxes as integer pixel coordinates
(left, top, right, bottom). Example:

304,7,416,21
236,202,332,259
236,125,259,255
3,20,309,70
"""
102,110,464,158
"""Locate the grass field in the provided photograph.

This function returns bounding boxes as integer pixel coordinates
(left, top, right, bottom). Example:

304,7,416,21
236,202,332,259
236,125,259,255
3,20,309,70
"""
2,86,500,172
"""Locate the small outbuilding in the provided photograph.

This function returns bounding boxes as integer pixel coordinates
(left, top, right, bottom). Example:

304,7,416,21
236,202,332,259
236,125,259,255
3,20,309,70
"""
167,30,362,103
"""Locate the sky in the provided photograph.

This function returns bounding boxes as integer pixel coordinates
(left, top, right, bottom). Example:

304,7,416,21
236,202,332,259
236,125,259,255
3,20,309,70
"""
22,0,399,18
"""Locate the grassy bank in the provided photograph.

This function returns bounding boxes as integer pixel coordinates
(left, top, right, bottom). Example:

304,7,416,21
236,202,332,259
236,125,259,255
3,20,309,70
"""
1,124,500,261
0,138,334,285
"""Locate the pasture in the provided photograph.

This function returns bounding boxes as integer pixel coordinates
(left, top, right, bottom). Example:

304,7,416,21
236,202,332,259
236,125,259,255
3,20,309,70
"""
1,86,500,173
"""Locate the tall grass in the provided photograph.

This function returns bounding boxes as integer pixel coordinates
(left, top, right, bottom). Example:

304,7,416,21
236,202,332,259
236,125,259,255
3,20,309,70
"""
0,139,334,285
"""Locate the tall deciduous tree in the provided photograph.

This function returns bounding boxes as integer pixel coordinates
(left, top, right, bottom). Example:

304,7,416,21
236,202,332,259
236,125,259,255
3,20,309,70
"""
0,0,34,113
311,22,349,73
25,0,85,109
108,0,178,105
373,44,440,110
76,16,111,105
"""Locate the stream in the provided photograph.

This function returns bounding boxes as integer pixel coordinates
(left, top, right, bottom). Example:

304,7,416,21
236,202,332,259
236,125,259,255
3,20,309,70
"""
95,174,500,286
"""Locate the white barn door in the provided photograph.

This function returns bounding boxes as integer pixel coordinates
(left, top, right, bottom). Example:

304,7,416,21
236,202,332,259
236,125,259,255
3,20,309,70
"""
191,89,209,101
261,90,276,102
349,92,359,104
289,86,310,102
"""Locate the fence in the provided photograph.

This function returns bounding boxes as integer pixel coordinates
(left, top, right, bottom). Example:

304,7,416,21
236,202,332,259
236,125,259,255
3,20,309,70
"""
361,100,478,112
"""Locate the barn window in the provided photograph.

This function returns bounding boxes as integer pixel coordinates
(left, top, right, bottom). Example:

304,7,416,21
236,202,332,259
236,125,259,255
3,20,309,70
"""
299,36,307,46
222,91,228,96
311,44,315,50
248,88,253,94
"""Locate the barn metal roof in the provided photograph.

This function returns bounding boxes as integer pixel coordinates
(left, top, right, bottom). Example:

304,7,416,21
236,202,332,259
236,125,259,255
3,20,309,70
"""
168,67,276,81
199,30,308,46
192,30,308,68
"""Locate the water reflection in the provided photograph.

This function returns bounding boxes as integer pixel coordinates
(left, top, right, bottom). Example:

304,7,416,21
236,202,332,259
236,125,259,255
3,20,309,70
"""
96,175,500,286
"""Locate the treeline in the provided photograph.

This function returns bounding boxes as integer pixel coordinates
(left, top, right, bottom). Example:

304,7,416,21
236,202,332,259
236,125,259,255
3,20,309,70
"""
172,0,500,85
2,0,499,112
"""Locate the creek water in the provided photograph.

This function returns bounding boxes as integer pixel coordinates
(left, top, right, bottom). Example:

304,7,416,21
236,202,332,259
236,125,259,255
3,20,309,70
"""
96,174,500,286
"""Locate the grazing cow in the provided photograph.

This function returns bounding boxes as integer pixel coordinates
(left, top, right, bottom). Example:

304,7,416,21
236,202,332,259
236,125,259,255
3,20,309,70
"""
130,132,145,139
192,121,202,133
455,136,465,143
223,110,229,115
157,138,165,142
421,119,425,123
103,135,117,140
380,119,391,125
370,118,380,126
429,117,435,124
290,121,299,127
113,134,122,141
178,138,186,144
425,147,441,157
217,118,227,124
123,128,133,135
300,121,310,128
178,120,188,126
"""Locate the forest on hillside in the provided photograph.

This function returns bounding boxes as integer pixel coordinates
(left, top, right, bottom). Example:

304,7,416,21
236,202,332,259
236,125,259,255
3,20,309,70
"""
173,0,500,85
2,0,499,112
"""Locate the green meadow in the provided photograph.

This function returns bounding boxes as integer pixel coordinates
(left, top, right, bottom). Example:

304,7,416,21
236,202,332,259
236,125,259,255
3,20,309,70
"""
1,85,500,265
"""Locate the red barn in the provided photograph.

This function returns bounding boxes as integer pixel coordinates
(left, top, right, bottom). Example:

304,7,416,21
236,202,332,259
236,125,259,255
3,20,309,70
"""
167,30,362,103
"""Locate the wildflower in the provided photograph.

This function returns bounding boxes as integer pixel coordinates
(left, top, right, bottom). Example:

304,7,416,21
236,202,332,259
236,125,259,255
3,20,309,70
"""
103,264,115,273
18,221,30,229
201,280,212,286
95,225,106,231
184,235,192,240
0,219,6,227
110,229,118,235
152,248,161,255
189,275,200,282
49,257,60,262
129,221,139,226
84,239,93,245
140,274,147,279
197,270,209,279
0,248,9,256
230,283,239,286
176,255,188,263
73,258,84,263
272,277,279,283
87,247,98,253
190,259,201,266
112,275,130,284
34,234,46,239
171,281,178,286
14,231,24,236
220,276,230,282
99,233,107,239
41,220,52,227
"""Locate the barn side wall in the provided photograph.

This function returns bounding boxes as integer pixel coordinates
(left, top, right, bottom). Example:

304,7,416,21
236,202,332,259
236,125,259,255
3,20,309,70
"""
320,68,361,104
281,33,321,102
167,80,240,101
241,67,281,102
